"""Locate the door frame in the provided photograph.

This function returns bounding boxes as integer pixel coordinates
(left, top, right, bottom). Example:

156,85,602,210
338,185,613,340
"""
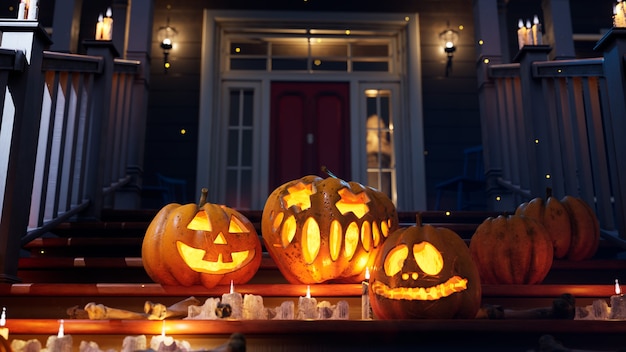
198,10,426,210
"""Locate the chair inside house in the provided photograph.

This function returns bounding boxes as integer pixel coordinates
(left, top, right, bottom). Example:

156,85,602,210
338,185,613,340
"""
155,173,189,204
434,145,486,210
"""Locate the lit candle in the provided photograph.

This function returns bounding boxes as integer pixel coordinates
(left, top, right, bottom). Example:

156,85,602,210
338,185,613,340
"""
150,321,175,351
26,0,37,20
531,15,542,45
610,279,626,319
57,319,64,337
221,280,243,319
297,285,317,320
525,19,533,47
102,7,113,41
615,0,626,27
517,19,526,49
17,0,26,20
95,13,104,40
45,320,72,352
0,307,8,340
361,268,372,320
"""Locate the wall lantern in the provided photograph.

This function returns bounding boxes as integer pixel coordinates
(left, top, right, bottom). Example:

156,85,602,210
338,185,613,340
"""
157,17,178,73
439,22,459,77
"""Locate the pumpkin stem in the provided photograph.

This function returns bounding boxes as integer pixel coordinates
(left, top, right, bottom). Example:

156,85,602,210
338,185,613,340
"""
321,165,338,179
546,187,553,198
198,188,209,207
416,212,423,227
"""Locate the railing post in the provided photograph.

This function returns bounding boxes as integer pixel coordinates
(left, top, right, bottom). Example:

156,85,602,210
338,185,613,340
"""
594,28,626,239
513,45,552,200
0,20,51,282
81,40,120,220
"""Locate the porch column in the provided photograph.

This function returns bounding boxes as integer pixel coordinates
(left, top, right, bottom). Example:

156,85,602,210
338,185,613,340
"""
541,0,575,60
473,0,514,211
112,0,130,58
50,0,83,53
114,0,154,209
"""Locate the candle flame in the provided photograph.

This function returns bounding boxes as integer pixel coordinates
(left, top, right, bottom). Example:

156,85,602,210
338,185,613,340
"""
306,285,311,298
533,15,539,24
616,279,621,295
518,19,524,28
105,7,112,18
57,319,64,338
161,320,166,337
365,267,370,281
0,307,5,327
98,13,103,22
230,280,234,294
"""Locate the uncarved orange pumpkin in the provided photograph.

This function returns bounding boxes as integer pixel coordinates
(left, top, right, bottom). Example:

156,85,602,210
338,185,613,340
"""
469,214,553,284
262,169,399,284
142,189,262,288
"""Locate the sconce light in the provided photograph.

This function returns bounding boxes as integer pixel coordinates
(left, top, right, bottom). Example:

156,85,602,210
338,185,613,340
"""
439,22,459,77
157,17,178,73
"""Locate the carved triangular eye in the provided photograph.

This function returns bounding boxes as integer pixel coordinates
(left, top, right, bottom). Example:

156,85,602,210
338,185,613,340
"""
229,216,250,233
384,244,408,277
413,242,443,276
187,211,212,231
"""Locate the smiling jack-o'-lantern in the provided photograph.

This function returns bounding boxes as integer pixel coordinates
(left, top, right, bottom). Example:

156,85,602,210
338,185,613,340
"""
142,188,262,288
262,168,399,284
369,214,481,319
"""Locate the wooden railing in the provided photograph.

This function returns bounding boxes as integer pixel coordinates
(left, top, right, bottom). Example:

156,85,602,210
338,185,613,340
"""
0,21,140,282
481,29,626,244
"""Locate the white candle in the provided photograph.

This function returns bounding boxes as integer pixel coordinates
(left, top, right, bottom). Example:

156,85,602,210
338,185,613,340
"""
297,285,317,319
150,321,175,351
517,19,526,49
0,307,8,340
102,7,113,40
616,1,626,27
221,280,243,319
57,319,64,338
532,15,542,45
96,13,104,40
361,268,372,320
610,279,626,319
17,0,26,20
26,0,37,20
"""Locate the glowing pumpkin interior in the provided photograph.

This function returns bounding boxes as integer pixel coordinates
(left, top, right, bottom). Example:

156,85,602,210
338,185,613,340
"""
176,210,256,274
372,241,468,301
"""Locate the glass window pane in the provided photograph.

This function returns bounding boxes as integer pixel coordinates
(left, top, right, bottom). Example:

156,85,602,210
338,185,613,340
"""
352,44,388,57
353,61,389,72
272,43,308,56
272,58,308,70
225,170,238,205
242,90,253,126
229,90,240,126
230,58,266,70
242,129,252,166
310,44,347,56
312,60,347,71
227,130,239,166
240,170,252,209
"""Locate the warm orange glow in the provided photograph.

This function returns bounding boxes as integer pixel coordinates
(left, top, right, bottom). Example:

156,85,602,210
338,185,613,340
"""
384,245,408,277
344,222,359,259
335,188,370,219
187,211,211,231
302,217,321,264
280,214,297,248
177,241,254,274
329,220,342,261
413,242,444,276
372,222,381,246
361,221,372,251
371,276,468,301
283,182,315,210
229,216,249,233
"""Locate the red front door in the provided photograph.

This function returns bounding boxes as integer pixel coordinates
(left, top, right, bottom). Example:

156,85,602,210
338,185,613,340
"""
269,82,350,190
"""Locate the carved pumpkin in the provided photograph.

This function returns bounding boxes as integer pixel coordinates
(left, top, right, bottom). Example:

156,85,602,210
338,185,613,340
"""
261,168,399,284
369,214,482,319
515,189,600,261
469,214,553,284
142,189,262,288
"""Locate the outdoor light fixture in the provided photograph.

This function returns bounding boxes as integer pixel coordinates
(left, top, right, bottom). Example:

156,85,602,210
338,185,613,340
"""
157,17,178,73
439,22,459,77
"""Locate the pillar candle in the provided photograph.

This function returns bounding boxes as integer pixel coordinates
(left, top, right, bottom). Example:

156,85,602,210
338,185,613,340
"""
532,15,542,45
96,14,104,40
221,280,243,319
297,285,317,320
361,268,372,320
517,19,526,49
525,19,533,47
102,7,113,40
26,0,37,20
17,0,26,19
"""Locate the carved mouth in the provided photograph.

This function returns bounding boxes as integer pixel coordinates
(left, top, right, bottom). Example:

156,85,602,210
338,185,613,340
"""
371,275,468,301
177,241,254,274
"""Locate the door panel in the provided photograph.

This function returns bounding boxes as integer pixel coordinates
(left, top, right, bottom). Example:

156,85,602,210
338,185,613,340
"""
270,82,350,190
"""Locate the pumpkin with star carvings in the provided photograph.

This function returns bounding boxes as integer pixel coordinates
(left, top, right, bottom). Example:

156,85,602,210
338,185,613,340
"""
369,214,482,319
142,188,262,289
261,167,399,284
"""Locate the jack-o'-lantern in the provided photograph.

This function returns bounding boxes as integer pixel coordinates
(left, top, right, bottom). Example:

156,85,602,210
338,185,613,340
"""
142,188,262,289
369,214,482,319
261,168,399,284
